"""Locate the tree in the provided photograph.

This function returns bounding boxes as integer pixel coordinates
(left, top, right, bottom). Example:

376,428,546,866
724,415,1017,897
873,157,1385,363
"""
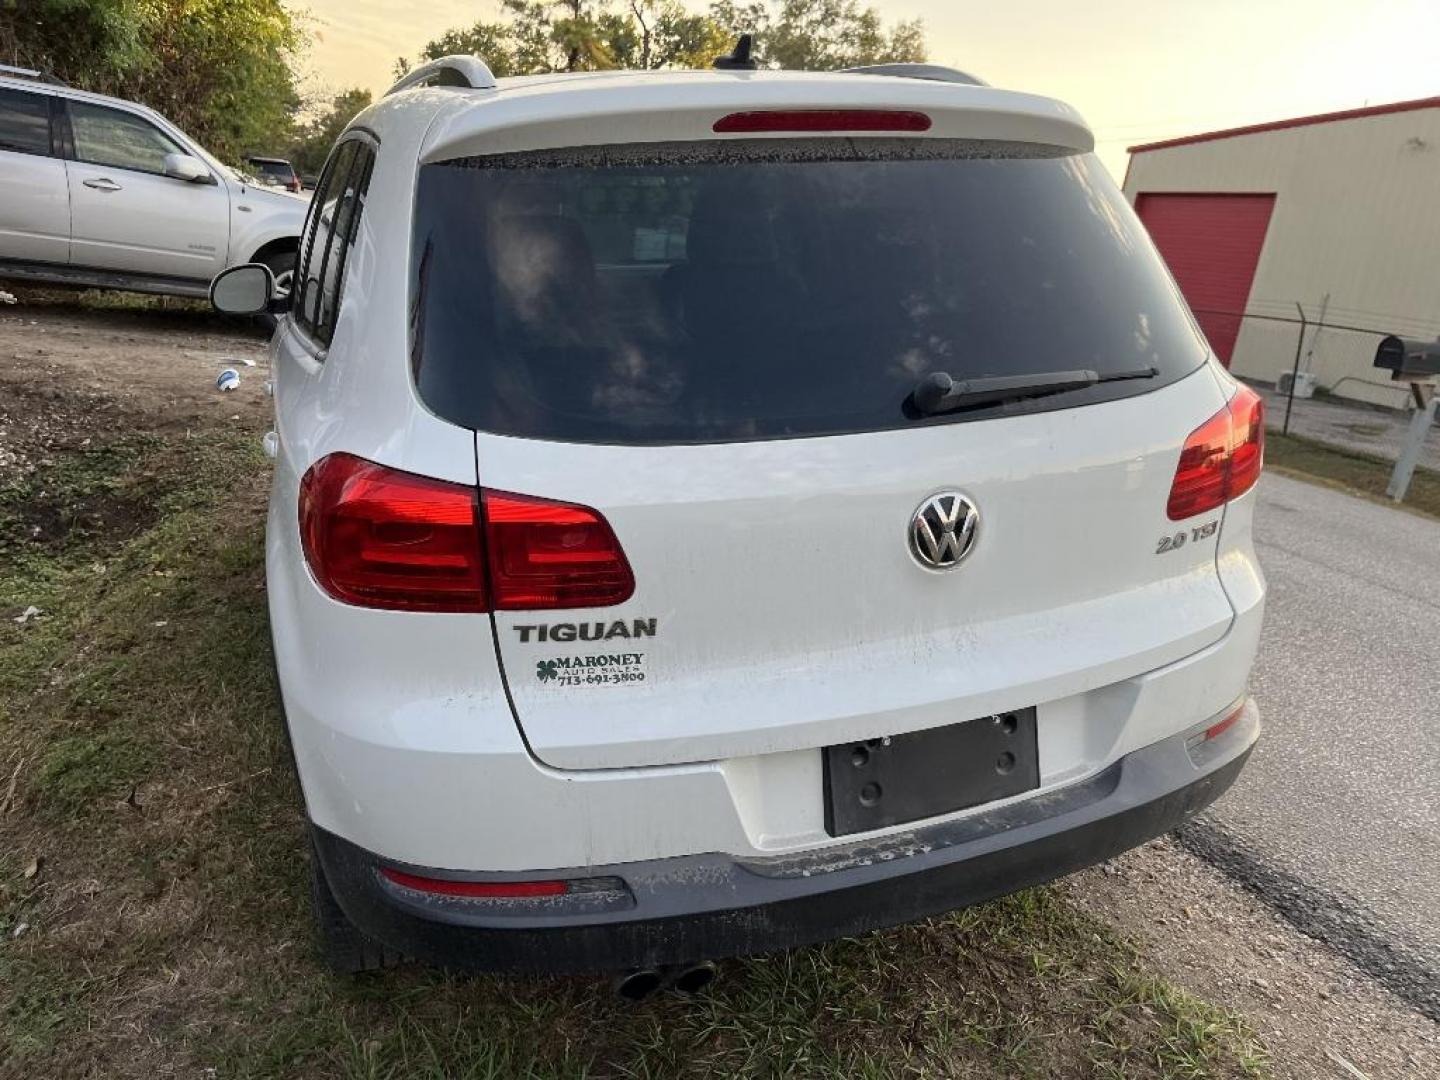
0,0,303,162
128,0,302,162
710,0,926,69
605,1,731,70
400,0,922,78
0,0,151,86
287,88,371,176
404,0,615,78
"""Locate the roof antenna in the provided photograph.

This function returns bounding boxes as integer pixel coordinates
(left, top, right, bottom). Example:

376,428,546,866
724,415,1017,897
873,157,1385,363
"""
713,33,758,71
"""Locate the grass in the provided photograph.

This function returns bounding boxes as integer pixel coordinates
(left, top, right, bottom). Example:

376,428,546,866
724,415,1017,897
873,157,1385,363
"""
2,283,211,314
0,283,258,340
0,395,1271,1078
1266,430,1440,519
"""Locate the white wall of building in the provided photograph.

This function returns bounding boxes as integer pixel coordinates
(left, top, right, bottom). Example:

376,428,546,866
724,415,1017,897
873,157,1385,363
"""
1124,107,1440,408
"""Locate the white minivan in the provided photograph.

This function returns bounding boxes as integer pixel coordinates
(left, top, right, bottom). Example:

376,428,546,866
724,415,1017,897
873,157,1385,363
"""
212,53,1265,993
0,66,305,299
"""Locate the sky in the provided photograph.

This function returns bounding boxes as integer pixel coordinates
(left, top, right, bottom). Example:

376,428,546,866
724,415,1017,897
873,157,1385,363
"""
295,0,1440,179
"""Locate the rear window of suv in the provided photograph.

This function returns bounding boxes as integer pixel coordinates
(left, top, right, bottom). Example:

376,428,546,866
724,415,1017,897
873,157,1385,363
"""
250,159,295,181
410,139,1208,444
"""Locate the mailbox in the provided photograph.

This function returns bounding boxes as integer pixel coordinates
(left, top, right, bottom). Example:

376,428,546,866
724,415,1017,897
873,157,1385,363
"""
1375,336,1440,380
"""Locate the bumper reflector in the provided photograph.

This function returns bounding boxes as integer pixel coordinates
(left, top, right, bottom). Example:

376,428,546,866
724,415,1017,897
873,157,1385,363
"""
1205,702,1246,742
380,867,568,898
1186,700,1248,754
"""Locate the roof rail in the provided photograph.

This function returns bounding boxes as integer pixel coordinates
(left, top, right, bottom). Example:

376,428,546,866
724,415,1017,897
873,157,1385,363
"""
842,63,987,88
0,62,67,86
386,55,497,97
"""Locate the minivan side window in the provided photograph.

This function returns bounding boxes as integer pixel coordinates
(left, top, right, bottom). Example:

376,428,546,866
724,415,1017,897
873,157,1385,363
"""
0,88,53,157
294,139,375,348
68,102,185,175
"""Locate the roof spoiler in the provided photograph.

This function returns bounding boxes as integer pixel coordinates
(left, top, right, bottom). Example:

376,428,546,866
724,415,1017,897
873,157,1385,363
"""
842,63,987,88
387,55,497,97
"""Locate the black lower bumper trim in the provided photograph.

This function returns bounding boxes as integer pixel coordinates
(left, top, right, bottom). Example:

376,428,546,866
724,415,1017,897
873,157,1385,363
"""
311,722,1255,974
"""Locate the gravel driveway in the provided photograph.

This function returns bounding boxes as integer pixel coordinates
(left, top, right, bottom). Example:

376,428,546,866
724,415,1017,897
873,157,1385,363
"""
1258,383,1439,469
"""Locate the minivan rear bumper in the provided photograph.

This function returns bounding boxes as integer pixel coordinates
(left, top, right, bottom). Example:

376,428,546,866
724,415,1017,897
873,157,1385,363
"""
311,701,1257,974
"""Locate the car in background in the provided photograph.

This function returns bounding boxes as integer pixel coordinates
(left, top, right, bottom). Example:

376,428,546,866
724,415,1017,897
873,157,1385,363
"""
0,64,306,302
246,154,302,193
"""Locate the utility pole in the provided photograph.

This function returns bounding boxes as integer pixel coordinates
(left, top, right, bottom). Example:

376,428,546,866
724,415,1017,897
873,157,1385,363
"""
1282,303,1307,436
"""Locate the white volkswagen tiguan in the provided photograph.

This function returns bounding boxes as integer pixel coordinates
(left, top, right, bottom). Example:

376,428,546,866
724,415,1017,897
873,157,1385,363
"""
211,53,1265,984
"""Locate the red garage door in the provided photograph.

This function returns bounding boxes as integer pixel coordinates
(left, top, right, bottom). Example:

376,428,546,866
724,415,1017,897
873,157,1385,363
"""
1134,193,1275,366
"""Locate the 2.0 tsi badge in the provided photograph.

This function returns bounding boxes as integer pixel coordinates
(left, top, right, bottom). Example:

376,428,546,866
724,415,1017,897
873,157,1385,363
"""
908,491,980,570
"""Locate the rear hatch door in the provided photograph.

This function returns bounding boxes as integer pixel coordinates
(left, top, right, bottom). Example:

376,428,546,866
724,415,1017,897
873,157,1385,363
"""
412,133,1235,770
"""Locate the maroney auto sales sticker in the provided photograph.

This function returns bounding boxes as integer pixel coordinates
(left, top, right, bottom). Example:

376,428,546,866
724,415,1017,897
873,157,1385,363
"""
534,652,646,686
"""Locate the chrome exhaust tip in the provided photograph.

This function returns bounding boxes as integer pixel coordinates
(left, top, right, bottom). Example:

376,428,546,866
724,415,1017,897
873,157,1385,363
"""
669,961,718,995
613,968,664,1002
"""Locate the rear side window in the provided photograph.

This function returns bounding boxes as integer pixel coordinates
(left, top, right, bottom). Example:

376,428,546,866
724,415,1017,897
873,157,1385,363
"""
68,102,183,174
410,140,1208,445
294,139,375,348
0,88,52,156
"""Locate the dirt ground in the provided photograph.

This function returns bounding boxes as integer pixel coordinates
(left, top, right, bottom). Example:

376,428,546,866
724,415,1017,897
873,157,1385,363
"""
1,296,270,435
3,295,1437,1078
0,299,266,571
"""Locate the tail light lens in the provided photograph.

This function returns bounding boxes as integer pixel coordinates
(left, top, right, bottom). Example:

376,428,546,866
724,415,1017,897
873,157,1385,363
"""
483,490,635,609
1226,384,1265,500
1167,385,1265,520
713,109,932,133
300,454,487,611
299,455,633,612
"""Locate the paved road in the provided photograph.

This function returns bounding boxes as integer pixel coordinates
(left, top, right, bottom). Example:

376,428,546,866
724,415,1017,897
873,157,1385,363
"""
1192,473,1440,1017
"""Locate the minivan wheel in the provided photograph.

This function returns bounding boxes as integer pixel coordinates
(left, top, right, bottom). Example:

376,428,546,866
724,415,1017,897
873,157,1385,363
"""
309,840,405,974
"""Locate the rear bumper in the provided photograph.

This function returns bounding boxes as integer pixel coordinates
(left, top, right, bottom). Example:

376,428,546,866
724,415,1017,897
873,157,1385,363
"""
312,701,1257,974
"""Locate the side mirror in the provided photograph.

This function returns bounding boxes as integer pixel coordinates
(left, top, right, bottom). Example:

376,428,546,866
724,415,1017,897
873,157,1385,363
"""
210,263,277,316
163,152,216,185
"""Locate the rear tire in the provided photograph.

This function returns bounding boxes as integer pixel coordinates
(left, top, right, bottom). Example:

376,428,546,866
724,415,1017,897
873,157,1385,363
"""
309,839,405,974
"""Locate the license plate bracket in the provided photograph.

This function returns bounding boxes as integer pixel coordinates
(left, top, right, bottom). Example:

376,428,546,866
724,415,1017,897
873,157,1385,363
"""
823,709,1040,837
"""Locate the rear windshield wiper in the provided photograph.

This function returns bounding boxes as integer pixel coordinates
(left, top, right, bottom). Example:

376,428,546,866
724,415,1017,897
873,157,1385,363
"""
911,366,1159,416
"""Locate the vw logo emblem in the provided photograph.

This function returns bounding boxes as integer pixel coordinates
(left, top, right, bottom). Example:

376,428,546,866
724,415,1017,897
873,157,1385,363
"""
908,491,980,570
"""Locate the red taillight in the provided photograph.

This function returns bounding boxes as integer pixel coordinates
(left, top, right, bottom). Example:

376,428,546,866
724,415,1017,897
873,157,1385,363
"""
299,454,634,613
1167,384,1265,520
713,109,932,134
380,867,568,898
1204,702,1246,742
1167,408,1231,521
300,454,487,612
483,490,635,610
1227,384,1265,501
